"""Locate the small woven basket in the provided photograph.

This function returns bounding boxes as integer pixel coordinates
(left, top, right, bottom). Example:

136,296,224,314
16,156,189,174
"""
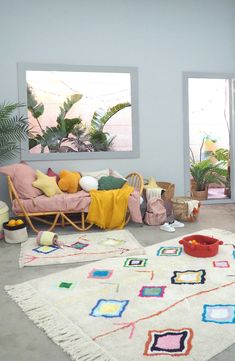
171,196,200,222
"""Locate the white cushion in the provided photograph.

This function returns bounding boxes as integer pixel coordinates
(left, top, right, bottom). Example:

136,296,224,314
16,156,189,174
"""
79,176,98,192
80,169,109,179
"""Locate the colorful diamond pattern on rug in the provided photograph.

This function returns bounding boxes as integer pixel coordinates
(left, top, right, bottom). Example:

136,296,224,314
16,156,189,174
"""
157,246,182,256
144,328,193,356
124,258,148,267
139,286,166,298
59,282,73,289
99,238,125,246
171,270,206,284
88,269,113,279
90,299,129,318
70,241,89,250
202,304,235,324
213,260,230,268
32,245,58,254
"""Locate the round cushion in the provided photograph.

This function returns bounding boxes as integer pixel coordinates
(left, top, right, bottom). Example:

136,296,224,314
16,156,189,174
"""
79,176,98,192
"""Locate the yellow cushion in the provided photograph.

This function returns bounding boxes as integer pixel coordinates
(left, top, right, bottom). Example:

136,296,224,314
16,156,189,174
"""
32,170,62,197
58,170,81,193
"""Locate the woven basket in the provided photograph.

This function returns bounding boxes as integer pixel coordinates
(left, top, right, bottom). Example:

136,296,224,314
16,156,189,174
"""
172,196,200,222
157,182,175,201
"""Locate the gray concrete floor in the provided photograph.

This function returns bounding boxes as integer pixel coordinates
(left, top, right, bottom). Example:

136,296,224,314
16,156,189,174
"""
0,204,235,361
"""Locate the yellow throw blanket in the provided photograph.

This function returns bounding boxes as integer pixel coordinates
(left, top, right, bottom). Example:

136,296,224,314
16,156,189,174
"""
86,183,134,229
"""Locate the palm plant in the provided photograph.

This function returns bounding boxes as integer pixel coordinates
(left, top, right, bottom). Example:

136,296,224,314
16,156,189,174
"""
190,159,227,191
0,102,28,163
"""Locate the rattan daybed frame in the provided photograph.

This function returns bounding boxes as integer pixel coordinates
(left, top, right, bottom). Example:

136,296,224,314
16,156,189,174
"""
7,172,144,233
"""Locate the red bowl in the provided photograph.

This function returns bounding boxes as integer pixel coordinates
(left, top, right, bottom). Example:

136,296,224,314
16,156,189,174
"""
179,234,223,258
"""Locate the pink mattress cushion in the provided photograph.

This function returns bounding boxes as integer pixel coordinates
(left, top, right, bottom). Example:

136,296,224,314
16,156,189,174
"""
0,162,43,199
12,190,142,223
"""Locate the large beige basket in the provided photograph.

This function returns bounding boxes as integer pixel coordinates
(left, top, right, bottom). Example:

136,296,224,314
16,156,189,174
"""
172,196,200,222
157,182,175,201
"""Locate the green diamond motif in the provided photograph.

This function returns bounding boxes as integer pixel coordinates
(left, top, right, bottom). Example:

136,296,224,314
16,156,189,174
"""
59,282,73,289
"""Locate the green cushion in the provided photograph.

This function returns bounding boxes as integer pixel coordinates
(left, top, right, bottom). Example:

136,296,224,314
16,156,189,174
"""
98,176,126,190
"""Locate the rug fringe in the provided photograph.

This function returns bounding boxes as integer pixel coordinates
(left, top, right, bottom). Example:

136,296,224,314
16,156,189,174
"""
5,283,117,361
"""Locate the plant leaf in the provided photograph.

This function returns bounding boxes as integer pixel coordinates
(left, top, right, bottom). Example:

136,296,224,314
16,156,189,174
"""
90,102,131,131
27,85,44,119
57,93,83,125
0,102,29,163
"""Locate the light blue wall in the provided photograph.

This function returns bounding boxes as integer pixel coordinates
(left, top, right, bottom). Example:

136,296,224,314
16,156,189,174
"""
1,0,235,201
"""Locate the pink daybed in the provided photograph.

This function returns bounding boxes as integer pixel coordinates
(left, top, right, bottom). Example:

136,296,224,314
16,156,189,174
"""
7,172,144,233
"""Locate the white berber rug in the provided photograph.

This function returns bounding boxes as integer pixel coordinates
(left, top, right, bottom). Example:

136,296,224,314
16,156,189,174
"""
6,228,235,361
19,229,145,267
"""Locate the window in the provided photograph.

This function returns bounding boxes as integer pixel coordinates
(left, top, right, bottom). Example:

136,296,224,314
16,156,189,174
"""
18,63,139,161
184,74,234,202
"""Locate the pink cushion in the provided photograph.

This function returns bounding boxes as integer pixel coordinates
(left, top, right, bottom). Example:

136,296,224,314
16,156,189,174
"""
47,167,59,183
0,163,42,199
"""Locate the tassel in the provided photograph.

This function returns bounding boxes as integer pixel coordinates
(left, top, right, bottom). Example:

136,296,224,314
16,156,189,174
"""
5,283,116,361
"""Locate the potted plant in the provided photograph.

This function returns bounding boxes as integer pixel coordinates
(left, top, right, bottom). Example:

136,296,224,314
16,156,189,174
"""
190,159,227,200
213,148,230,197
0,102,28,238
0,102,28,163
